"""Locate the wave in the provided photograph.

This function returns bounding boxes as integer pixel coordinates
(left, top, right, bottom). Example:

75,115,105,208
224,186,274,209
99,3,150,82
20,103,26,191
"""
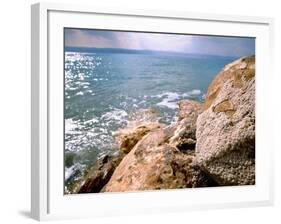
184,89,201,96
155,89,202,109
101,108,128,123
65,164,79,181
65,118,81,134
65,89,203,185
65,108,128,153
76,91,84,96
156,92,180,109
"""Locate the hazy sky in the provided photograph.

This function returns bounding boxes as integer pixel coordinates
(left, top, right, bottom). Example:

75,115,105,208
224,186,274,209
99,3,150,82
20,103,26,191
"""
65,28,255,57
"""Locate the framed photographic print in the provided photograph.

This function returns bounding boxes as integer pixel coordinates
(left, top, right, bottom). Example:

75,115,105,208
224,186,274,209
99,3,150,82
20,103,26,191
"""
31,2,274,221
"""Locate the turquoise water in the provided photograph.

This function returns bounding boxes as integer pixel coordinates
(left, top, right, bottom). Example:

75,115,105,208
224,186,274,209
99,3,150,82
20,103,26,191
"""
64,51,236,191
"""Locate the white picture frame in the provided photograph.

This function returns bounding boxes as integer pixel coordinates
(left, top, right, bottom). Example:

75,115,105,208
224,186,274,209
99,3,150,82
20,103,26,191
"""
31,2,274,221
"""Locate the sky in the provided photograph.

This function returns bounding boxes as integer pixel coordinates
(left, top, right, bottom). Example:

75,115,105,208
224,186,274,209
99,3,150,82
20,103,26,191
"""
65,28,255,57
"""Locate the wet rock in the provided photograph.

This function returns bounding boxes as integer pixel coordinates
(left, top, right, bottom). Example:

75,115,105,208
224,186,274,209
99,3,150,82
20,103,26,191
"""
75,152,125,193
195,56,255,186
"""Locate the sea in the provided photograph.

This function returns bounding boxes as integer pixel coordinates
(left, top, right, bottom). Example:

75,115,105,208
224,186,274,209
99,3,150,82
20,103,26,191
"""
64,49,237,192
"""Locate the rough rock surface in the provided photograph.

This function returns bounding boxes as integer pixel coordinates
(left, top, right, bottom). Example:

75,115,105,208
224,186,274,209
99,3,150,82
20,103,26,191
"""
102,97,218,192
103,122,217,192
195,56,255,185
102,126,198,192
76,153,125,193
178,99,203,122
169,100,202,154
115,122,164,154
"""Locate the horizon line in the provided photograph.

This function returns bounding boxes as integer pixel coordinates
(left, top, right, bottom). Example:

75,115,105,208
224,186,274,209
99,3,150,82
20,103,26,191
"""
64,46,251,58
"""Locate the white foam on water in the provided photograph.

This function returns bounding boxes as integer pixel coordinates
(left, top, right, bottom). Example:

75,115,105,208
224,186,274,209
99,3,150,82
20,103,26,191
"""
155,89,202,109
76,91,84,96
84,117,99,124
65,127,111,153
202,93,206,100
65,119,84,136
156,92,180,109
182,89,202,97
65,163,86,181
189,89,201,95
65,165,76,181
101,108,128,122
85,131,100,137
78,73,84,81
68,87,79,91
65,110,126,153
75,81,90,86
65,118,78,133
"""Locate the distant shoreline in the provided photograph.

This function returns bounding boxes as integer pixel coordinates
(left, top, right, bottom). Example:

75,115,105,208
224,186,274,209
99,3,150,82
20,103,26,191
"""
65,46,239,59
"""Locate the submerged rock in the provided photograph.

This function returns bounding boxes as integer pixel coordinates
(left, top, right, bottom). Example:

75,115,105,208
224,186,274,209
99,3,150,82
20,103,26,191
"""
115,122,164,154
195,56,255,185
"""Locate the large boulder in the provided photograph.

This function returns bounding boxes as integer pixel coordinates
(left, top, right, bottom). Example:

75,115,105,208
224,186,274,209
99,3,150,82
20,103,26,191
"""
102,125,199,192
115,122,164,154
195,56,255,186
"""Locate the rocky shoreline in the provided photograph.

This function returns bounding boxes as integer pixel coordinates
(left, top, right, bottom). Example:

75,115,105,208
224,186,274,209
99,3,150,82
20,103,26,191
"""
71,55,255,194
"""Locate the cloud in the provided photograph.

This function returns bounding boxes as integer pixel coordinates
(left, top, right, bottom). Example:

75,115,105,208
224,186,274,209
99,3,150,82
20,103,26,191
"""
65,29,116,48
188,36,255,57
65,28,255,57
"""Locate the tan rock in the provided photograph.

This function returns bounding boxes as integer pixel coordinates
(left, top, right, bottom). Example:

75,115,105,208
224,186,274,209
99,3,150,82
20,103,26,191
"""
102,125,198,192
178,99,203,122
195,56,255,186
169,100,202,154
103,145,194,192
75,153,125,193
204,56,255,110
115,122,164,154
